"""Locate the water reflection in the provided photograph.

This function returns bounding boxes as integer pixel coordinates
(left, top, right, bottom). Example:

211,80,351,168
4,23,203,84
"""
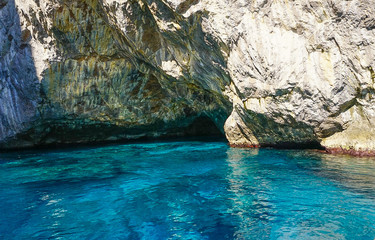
225,148,276,239
225,148,375,239
286,151,375,198
1,142,375,239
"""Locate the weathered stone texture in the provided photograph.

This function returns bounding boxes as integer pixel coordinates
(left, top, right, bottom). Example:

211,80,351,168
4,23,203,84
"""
1,0,375,154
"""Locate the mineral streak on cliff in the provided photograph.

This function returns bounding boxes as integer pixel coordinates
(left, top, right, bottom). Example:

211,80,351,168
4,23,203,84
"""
1,0,375,155
0,0,40,147
0,0,231,148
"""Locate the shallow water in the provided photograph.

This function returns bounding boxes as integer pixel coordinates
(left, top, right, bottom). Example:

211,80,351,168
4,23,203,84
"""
1,141,375,239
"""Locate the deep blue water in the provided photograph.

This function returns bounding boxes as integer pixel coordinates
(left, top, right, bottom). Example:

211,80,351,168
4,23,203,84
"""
1,141,375,239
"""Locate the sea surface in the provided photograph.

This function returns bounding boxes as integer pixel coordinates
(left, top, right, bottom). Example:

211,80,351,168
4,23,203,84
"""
1,141,375,239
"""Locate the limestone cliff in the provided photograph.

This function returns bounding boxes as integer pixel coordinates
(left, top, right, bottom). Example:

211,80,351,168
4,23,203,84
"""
0,0,375,155
207,0,375,155
0,0,231,148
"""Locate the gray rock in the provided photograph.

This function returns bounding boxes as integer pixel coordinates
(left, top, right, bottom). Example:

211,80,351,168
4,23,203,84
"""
1,0,375,153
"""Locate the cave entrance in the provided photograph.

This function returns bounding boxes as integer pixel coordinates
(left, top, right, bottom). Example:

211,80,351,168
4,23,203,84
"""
182,116,224,137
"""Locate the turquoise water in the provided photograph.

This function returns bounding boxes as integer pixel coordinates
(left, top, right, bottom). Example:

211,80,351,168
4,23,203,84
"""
1,141,375,239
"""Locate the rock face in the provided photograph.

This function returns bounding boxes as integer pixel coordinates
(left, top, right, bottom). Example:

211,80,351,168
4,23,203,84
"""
198,0,375,154
1,0,375,154
0,0,231,148
0,0,40,148
214,0,375,154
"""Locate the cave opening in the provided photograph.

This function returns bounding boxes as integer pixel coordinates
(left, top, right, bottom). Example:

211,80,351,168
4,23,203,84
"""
181,116,225,138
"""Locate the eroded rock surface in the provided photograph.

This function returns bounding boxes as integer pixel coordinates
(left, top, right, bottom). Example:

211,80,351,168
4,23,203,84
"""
0,0,40,147
0,0,231,148
191,0,374,153
1,0,375,154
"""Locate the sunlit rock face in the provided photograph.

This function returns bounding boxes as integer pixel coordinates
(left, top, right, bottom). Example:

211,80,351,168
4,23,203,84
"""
1,0,375,154
185,0,374,153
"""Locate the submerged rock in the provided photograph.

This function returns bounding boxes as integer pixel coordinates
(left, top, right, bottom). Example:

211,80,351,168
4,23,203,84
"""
0,0,374,155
